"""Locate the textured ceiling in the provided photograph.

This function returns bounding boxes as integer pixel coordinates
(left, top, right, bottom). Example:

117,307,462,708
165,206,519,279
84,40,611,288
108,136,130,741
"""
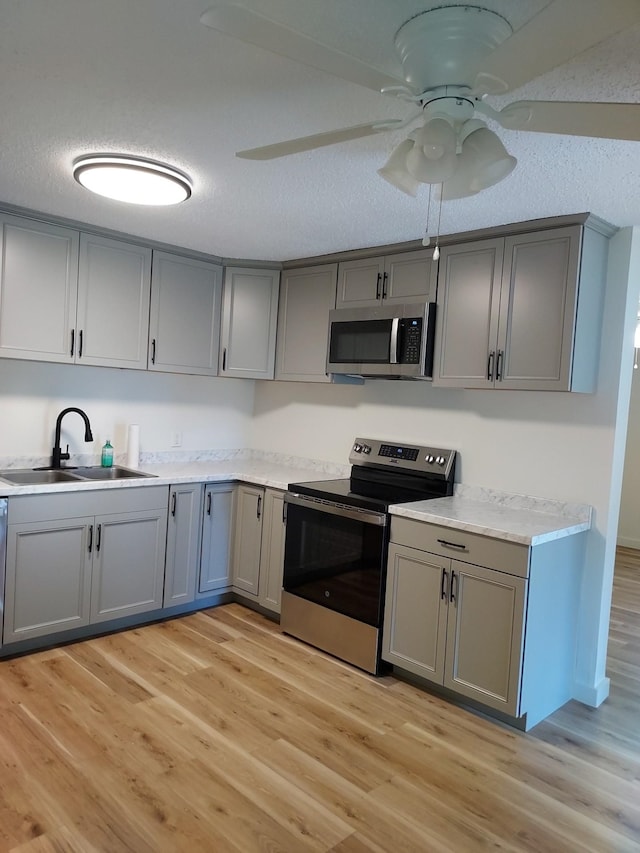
0,0,638,261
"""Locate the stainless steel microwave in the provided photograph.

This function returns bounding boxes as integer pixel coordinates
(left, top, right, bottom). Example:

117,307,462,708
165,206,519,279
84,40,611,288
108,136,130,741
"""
327,302,436,379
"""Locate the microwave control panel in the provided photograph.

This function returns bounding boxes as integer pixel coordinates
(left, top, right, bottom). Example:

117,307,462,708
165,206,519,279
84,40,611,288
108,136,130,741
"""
399,318,422,364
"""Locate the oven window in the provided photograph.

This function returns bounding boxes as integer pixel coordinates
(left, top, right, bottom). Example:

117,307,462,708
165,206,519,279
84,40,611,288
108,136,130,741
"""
329,319,392,364
283,502,386,627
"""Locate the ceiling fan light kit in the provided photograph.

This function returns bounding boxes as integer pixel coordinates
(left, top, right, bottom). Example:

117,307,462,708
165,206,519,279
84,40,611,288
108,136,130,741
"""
73,155,192,206
202,1,640,200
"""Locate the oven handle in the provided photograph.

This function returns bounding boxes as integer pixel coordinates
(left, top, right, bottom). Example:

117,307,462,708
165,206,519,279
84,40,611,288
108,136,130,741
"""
285,491,388,527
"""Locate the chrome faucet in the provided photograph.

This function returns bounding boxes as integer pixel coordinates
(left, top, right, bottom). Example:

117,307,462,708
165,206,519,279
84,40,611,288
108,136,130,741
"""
51,407,94,468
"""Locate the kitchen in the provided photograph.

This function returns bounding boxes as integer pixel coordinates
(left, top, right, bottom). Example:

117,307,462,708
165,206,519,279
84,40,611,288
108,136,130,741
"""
0,0,639,849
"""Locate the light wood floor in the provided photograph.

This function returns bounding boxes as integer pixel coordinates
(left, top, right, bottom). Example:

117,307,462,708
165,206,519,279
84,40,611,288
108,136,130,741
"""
1,551,639,852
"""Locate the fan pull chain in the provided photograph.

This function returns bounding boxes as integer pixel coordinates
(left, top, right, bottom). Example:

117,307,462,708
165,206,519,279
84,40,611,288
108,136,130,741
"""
433,187,443,260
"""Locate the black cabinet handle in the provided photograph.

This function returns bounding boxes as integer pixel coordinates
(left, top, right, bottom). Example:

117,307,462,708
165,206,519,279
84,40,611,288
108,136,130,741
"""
151,338,156,364
437,538,468,552
382,271,388,299
257,494,262,519
282,500,287,524
496,349,504,381
450,570,457,604
70,329,75,357
440,567,448,600
88,524,93,553
222,348,227,372
375,272,382,300
487,350,495,381
78,330,83,358
171,492,176,516
207,491,212,515
96,524,102,552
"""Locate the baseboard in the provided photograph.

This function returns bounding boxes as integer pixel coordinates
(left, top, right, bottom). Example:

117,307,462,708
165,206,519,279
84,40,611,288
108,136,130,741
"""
617,536,640,550
572,676,610,708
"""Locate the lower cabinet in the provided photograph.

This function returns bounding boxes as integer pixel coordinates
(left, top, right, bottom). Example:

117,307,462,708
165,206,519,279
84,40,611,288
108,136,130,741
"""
231,484,286,613
199,483,234,594
164,483,204,607
4,487,168,644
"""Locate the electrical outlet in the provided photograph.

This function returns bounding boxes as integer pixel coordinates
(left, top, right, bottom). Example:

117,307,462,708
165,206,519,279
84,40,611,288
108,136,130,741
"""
171,431,182,447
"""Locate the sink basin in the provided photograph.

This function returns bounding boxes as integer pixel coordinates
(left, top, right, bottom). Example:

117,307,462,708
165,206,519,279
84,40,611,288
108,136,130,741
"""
0,468,81,485
0,465,155,486
72,466,156,480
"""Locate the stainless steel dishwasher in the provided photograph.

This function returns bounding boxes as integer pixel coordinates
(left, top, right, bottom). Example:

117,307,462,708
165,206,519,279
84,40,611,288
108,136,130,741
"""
0,499,6,649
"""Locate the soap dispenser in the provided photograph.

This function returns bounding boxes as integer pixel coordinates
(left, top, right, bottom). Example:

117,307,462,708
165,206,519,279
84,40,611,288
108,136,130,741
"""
101,439,114,468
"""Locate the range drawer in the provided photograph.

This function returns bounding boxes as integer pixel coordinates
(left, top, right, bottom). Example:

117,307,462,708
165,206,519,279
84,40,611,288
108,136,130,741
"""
390,516,530,578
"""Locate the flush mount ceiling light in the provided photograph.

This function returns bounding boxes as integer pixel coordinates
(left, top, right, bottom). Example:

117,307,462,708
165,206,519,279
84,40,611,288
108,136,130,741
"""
73,155,192,206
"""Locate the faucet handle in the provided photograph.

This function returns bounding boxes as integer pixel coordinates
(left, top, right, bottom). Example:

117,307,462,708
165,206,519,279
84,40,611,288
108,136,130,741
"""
61,444,70,461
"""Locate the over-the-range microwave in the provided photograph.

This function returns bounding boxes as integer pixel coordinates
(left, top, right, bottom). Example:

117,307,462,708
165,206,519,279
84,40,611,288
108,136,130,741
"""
326,302,437,379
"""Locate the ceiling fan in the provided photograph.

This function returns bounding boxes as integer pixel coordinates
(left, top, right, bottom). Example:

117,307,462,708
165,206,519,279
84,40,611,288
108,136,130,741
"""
200,1,640,200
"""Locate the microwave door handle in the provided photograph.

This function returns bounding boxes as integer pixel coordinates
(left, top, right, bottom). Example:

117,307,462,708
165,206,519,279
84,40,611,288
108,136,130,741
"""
390,318,400,364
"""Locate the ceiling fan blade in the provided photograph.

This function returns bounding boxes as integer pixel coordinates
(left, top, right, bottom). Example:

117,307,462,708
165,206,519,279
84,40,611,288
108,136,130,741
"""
236,122,403,160
200,3,405,92
474,0,640,95
498,100,640,141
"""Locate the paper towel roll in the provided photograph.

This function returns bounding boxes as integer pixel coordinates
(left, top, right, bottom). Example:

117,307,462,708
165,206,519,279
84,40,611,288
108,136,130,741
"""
127,424,140,469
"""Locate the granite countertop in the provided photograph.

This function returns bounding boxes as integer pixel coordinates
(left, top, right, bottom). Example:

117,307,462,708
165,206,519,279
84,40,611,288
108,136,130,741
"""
390,486,592,546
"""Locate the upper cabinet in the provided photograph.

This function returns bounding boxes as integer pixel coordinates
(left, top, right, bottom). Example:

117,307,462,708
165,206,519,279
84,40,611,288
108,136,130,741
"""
433,223,608,392
336,249,436,309
0,214,151,369
219,266,280,380
148,252,222,376
275,263,337,383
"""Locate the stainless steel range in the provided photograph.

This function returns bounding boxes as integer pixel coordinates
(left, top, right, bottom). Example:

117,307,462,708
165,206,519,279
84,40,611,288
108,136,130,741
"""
281,437,456,674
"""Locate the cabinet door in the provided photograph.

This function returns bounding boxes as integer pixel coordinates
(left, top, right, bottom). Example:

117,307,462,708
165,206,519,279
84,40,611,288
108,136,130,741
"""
90,509,167,623
275,264,337,382
433,238,504,388
0,215,78,363
496,227,581,390
231,484,264,597
164,484,203,607
336,257,385,308
382,543,448,682
199,483,234,593
149,252,222,376
220,267,280,379
257,489,286,613
76,233,152,369
383,250,435,304
3,517,93,643
443,560,526,716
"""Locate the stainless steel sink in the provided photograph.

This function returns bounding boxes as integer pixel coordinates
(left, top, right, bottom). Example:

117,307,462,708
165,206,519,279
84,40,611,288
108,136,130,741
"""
0,469,81,485
72,466,156,480
0,465,155,486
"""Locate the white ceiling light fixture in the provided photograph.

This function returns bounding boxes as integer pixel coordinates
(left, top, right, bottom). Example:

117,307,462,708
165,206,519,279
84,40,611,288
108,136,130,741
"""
73,155,192,206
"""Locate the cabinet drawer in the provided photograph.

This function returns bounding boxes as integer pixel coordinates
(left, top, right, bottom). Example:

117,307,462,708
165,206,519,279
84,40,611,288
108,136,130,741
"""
390,516,530,578
8,485,169,524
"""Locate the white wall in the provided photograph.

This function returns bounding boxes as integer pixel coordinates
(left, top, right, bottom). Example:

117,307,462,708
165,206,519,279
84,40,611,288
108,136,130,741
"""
250,227,640,706
0,359,255,464
618,366,640,548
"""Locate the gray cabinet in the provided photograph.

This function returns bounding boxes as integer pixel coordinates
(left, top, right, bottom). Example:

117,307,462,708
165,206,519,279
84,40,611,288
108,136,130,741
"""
164,483,204,607
3,487,168,644
220,267,280,379
77,233,152,369
384,516,585,729
0,215,152,369
336,250,436,309
433,224,608,391
275,264,337,382
199,483,234,594
148,252,222,376
230,485,286,612
0,214,79,363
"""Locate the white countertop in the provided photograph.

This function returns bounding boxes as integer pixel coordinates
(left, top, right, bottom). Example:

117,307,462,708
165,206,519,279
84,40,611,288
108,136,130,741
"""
0,454,592,547
390,494,591,546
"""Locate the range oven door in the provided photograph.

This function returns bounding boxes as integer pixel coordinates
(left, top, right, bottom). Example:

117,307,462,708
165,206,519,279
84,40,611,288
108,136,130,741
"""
283,492,388,628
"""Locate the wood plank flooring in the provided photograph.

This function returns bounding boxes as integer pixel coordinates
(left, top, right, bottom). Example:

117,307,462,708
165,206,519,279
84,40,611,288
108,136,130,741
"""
0,550,639,852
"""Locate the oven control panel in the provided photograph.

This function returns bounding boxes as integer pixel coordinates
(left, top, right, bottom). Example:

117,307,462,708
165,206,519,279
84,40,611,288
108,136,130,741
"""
350,437,456,479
